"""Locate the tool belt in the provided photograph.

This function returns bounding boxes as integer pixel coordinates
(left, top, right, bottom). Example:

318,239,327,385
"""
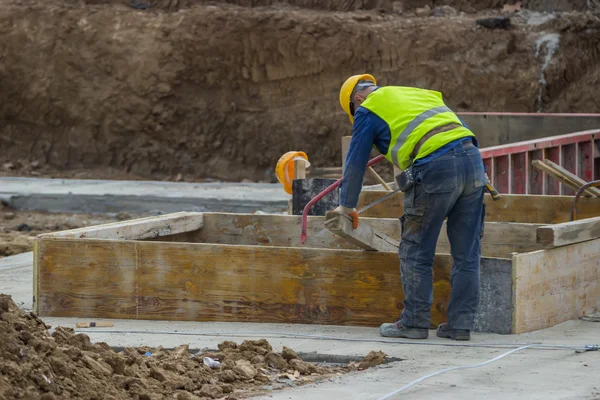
410,122,462,159
396,123,462,192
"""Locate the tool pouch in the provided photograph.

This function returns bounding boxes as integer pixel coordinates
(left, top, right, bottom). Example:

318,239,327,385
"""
395,167,415,192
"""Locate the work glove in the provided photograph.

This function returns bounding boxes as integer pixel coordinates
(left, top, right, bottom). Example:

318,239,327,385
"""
332,205,359,230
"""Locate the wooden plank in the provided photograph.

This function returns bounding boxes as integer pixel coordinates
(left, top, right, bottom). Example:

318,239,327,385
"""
367,167,392,191
536,216,600,248
324,211,399,252
293,159,306,179
183,213,542,258
35,239,138,317
357,191,600,224
35,237,513,332
39,212,204,240
532,159,600,197
512,239,600,334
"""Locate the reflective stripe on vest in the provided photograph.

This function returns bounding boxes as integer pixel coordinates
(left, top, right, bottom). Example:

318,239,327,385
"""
360,87,473,169
389,105,451,167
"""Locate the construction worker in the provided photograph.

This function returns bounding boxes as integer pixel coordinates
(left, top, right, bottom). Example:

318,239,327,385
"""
333,74,486,341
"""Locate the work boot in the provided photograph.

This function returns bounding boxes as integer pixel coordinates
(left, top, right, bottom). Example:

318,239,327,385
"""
379,321,428,339
436,322,470,341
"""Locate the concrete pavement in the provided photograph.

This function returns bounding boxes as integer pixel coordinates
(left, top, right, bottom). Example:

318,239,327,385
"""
1,252,599,400
0,177,290,214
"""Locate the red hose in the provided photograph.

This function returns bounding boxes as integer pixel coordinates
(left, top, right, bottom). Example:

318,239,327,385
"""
301,154,386,243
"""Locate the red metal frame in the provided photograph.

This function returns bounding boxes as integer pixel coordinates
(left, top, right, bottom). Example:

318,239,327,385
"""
480,130,600,195
460,112,600,117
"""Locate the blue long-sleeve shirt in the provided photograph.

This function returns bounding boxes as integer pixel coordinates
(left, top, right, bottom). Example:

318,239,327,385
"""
340,100,476,208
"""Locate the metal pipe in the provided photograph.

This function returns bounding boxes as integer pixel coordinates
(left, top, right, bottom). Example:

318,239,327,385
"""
571,180,600,221
300,154,385,243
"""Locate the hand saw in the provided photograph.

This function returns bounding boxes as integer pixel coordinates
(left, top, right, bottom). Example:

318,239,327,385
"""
313,188,402,238
356,188,402,214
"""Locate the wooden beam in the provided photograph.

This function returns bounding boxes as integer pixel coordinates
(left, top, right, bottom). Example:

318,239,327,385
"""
324,211,399,252
357,191,600,224
536,216,600,248
512,238,600,333
293,159,306,180
39,212,204,240
367,167,392,191
182,213,541,259
531,159,600,197
34,237,513,332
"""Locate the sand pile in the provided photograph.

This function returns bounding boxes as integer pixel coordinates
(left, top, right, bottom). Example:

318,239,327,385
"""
0,295,386,399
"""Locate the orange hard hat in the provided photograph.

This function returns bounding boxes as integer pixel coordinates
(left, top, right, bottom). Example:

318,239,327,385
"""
275,151,310,194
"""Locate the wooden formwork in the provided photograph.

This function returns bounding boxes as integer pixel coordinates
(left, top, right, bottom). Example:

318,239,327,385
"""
33,193,600,335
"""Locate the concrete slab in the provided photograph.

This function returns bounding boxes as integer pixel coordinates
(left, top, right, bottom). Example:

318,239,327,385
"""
0,251,33,311
40,317,599,400
2,251,599,400
0,177,290,214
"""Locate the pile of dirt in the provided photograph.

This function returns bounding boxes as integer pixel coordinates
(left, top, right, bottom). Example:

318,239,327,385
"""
1,0,599,183
0,206,130,257
0,295,386,399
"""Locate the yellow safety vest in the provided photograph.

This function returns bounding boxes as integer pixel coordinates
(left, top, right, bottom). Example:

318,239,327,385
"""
360,86,475,170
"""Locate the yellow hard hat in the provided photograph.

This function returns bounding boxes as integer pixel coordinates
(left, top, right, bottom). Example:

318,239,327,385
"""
339,74,377,124
275,151,310,194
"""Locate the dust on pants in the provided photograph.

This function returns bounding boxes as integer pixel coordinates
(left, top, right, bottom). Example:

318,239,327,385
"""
398,140,486,331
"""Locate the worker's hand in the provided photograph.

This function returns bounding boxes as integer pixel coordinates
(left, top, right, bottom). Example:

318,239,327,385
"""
333,205,359,230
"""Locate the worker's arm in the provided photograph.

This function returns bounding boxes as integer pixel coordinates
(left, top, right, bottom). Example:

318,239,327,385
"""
335,109,390,228
339,113,376,209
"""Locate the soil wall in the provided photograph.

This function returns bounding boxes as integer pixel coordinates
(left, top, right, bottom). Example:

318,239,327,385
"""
1,1,599,181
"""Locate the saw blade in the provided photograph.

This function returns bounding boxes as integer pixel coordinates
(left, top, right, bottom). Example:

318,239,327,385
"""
357,188,402,215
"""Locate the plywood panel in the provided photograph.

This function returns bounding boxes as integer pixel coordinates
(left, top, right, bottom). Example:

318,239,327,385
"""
358,191,600,223
512,239,600,333
186,214,541,259
40,212,204,240
34,237,512,332
36,239,138,317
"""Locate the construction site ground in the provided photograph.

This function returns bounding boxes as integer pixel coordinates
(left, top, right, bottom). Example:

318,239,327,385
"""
2,0,600,398
0,205,122,258
1,252,599,399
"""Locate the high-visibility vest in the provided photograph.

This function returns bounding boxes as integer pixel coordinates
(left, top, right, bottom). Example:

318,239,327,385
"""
360,86,475,170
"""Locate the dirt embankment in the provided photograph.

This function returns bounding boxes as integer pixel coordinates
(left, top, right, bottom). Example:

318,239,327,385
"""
1,1,599,182
0,202,127,257
72,0,595,13
0,294,386,399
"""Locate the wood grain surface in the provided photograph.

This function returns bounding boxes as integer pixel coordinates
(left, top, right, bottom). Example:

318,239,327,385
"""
512,238,600,333
187,213,541,258
357,191,600,223
35,237,460,327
